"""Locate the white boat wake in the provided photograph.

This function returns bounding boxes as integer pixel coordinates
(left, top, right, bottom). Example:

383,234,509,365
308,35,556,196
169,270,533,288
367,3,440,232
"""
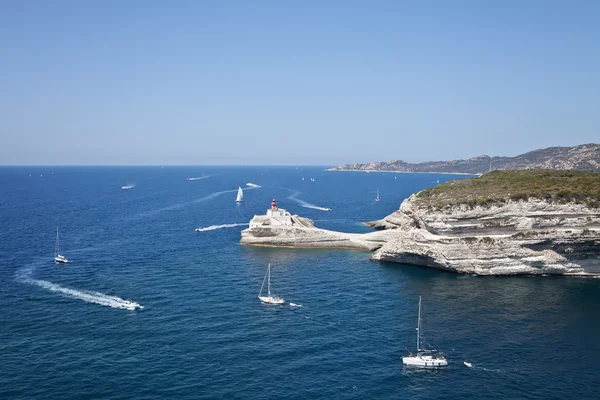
288,192,331,211
16,265,143,311
246,183,261,188
195,223,247,232
131,185,263,219
121,184,135,190
186,175,211,181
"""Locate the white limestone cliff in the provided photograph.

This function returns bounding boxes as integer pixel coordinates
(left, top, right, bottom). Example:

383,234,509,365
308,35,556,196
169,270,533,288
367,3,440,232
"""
369,195,600,275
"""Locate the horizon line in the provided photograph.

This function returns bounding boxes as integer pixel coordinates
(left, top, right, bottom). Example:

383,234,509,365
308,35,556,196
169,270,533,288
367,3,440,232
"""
0,164,337,167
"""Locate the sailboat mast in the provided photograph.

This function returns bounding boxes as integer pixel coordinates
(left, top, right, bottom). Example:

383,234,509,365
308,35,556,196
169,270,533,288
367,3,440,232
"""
55,226,59,256
417,296,422,351
268,263,271,294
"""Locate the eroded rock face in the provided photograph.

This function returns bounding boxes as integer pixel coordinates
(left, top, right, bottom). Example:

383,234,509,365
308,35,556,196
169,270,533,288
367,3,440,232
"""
241,214,395,251
240,194,599,275
370,195,600,275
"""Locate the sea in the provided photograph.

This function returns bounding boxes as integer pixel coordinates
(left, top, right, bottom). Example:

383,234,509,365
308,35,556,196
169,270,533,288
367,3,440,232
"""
1,166,599,399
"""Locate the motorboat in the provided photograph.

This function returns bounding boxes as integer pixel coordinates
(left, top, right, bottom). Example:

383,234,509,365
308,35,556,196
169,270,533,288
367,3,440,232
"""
123,301,143,311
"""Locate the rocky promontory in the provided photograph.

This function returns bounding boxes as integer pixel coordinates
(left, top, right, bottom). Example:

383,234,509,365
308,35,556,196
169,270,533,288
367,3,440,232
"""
241,171,600,276
240,207,395,250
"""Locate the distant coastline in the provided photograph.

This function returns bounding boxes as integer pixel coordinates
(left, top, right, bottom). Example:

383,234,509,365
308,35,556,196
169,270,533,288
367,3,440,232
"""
326,169,480,176
328,143,599,175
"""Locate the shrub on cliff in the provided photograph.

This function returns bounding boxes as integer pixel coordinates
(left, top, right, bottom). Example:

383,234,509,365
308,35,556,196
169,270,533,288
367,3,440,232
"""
416,170,600,209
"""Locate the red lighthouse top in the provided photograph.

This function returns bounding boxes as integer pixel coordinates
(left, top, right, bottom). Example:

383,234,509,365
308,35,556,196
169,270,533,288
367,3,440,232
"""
271,199,278,210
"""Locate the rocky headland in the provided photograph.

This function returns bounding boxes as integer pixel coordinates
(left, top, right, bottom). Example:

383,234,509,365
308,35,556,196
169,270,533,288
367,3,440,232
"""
328,143,600,174
241,171,600,276
241,211,395,251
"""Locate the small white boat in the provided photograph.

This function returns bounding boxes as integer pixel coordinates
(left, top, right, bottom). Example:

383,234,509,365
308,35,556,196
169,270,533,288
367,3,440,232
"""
236,186,244,203
122,300,143,311
375,188,380,202
402,296,448,369
54,227,68,264
258,263,285,305
121,184,135,189
464,361,473,368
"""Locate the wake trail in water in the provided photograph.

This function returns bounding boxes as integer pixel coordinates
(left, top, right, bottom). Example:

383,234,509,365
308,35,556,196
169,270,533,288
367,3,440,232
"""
471,365,509,373
131,185,262,220
186,175,212,181
16,265,141,311
287,191,331,211
195,223,247,232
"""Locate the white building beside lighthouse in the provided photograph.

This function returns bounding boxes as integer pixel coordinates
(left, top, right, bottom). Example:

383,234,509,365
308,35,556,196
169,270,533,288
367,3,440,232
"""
249,199,297,228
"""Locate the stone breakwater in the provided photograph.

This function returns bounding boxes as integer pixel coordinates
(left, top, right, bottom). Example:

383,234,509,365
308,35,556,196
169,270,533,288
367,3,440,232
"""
369,194,600,275
241,196,599,275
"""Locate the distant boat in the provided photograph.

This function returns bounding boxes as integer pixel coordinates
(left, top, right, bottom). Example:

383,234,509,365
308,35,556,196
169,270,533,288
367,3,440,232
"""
122,300,143,311
402,296,448,368
121,184,135,189
236,186,244,203
464,361,473,368
258,263,285,304
375,188,380,202
54,227,68,264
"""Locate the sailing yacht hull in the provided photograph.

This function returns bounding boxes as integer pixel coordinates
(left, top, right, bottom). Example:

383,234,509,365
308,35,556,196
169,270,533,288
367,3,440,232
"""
402,356,448,368
258,296,285,305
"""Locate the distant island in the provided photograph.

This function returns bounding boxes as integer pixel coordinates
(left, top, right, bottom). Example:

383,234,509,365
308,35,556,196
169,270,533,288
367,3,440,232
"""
328,143,600,174
242,170,599,276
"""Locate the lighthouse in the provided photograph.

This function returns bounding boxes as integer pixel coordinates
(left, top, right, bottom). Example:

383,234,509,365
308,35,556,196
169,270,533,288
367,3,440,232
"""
249,198,294,227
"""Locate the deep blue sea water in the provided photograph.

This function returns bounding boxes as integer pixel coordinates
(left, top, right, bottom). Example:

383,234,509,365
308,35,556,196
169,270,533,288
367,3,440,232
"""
1,166,599,399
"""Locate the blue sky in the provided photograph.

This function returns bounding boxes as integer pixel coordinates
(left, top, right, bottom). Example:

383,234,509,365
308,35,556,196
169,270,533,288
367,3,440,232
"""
1,0,598,165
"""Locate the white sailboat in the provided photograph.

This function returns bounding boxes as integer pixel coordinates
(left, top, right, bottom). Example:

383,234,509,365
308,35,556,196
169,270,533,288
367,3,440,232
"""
236,186,244,203
258,263,285,304
402,296,448,368
235,186,244,203
54,227,68,264
375,188,380,202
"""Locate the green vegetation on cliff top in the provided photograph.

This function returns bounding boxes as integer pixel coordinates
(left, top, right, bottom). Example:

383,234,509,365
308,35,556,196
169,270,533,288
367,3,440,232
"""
417,170,600,209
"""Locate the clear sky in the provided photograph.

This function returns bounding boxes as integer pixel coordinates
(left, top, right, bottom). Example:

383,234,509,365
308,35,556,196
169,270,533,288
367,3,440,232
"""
1,0,598,165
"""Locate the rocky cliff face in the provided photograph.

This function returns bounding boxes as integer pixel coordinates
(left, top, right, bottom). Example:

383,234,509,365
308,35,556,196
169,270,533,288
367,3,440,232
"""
329,143,600,174
370,195,600,275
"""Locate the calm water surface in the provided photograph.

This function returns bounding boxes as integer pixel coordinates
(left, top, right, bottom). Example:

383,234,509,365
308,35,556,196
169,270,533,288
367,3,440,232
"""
1,166,599,399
